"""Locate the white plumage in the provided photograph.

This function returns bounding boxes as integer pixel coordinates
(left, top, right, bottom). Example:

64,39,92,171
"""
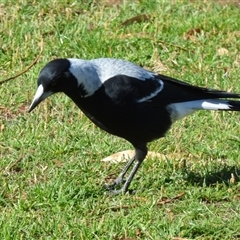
167,99,232,122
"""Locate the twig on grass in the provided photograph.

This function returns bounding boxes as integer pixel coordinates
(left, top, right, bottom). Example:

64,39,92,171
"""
0,38,44,86
156,192,185,205
158,40,189,52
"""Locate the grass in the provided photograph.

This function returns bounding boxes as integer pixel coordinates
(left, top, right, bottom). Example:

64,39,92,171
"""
0,0,240,239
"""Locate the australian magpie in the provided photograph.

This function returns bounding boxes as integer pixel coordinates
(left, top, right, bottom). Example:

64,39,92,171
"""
29,58,240,195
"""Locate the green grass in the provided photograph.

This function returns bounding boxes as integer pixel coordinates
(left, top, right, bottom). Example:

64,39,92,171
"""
1,0,240,239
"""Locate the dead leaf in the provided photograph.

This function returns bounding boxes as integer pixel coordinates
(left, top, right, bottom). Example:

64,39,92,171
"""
217,47,229,56
121,14,150,27
101,150,170,163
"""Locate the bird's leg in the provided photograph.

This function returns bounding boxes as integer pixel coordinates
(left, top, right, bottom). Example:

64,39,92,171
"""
106,143,147,195
106,156,136,190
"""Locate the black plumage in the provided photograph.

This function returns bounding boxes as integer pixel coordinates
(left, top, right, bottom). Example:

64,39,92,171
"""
29,58,240,194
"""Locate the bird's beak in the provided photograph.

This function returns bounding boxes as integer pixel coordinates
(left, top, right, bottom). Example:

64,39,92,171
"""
28,84,53,112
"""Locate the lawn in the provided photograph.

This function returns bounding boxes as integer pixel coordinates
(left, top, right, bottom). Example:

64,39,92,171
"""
0,0,240,239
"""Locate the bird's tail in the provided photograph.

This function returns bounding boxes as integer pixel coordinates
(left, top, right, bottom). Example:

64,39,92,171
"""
193,99,240,111
167,99,240,122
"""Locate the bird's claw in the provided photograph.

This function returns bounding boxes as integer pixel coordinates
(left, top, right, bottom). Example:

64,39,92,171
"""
106,189,125,195
105,187,137,195
104,179,138,195
104,176,127,195
104,178,125,190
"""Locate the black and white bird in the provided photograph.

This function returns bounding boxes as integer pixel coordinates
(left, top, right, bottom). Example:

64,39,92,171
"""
29,58,240,194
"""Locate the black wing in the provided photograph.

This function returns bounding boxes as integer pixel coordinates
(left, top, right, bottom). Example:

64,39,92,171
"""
149,74,240,107
103,74,162,105
102,73,240,107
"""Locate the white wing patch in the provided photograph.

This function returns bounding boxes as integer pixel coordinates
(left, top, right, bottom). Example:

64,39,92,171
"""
167,99,231,122
137,80,164,102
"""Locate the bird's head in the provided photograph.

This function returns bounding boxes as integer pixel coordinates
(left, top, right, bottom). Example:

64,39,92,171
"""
28,58,75,112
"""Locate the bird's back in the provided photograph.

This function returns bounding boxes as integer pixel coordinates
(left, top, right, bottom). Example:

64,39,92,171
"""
90,58,155,82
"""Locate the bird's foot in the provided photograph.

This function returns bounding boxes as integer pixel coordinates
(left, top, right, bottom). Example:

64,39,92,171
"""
106,189,125,195
104,177,137,195
104,175,130,195
106,187,137,195
104,176,125,191
107,188,137,196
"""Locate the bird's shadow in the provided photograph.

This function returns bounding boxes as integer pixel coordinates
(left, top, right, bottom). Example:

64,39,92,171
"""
182,165,240,186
